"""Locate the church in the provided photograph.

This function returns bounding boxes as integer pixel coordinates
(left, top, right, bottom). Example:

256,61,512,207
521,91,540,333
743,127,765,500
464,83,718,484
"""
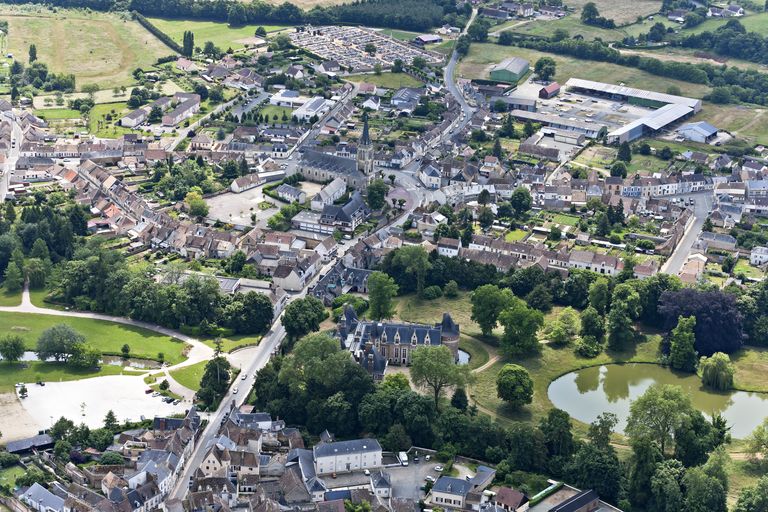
298,113,375,190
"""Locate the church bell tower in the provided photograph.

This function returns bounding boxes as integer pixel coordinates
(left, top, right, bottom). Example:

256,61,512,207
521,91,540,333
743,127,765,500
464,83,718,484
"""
357,112,374,175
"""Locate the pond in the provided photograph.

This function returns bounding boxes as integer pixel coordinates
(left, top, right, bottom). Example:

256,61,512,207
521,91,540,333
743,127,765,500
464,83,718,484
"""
1,351,162,369
548,363,768,438
457,349,470,365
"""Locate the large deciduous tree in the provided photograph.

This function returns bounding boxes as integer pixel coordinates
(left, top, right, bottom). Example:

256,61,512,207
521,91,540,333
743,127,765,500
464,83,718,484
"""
367,271,398,320
669,315,697,372
498,297,544,356
659,289,743,356
410,345,471,410
281,296,327,342
470,284,514,337
626,384,693,455
496,364,534,408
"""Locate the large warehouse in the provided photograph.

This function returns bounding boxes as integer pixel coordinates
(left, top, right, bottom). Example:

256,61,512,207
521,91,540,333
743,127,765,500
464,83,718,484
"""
565,78,701,143
565,78,702,112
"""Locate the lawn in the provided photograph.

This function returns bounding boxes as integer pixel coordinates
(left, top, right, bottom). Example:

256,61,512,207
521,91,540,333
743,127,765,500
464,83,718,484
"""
0,285,21,306
0,311,188,364
470,333,664,433
346,72,423,89
377,28,421,41
734,258,764,280
170,361,206,391
200,334,262,353
0,361,130,392
505,229,528,242
0,465,25,489
146,17,290,50
87,102,143,139
395,291,499,340
551,214,580,227
626,154,673,175
258,105,294,123
0,7,170,88
459,335,492,371
456,43,712,99
34,108,82,120
692,104,768,145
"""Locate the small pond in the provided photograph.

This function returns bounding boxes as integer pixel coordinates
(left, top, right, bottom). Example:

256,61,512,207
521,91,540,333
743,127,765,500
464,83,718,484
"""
1,351,162,369
457,349,470,365
548,363,768,438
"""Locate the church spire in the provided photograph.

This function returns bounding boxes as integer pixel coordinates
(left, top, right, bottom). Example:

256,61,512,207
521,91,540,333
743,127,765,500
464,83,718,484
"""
360,111,371,146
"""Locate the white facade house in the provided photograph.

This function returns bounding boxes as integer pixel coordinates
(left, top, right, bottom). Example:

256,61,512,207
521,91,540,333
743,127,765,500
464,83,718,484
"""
751,246,768,266
311,177,347,211
313,439,382,476
437,237,461,258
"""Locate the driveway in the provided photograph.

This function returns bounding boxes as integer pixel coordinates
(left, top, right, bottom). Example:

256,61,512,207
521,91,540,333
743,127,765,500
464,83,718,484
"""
387,458,443,500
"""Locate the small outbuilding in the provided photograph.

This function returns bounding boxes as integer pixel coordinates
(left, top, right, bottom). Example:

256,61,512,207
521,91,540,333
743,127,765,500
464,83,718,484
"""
539,82,561,99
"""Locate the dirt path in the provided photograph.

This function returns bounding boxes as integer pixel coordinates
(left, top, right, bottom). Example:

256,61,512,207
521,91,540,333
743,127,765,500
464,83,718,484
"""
472,354,501,374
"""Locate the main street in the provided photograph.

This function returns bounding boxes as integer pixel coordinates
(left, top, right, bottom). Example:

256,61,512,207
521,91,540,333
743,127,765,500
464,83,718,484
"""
661,192,714,275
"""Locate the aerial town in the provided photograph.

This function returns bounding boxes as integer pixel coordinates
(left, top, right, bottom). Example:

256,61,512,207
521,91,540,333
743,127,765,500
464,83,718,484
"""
1,0,768,511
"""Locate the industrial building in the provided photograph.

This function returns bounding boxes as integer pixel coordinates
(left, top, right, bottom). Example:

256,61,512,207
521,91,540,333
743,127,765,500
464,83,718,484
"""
490,57,530,83
676,121,719,143
563,78,701,143
607,103,695,144
509,110,605,138
565,78,702,111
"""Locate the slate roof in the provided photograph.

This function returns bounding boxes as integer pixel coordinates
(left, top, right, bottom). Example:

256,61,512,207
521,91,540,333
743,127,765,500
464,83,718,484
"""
20,483,64,512
548,489,599,512
302,149,358,175
313,439,382,458
432,476,472,497
6,433,53,453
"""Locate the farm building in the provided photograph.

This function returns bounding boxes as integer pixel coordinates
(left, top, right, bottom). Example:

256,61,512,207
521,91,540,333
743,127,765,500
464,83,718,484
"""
539,82,561,99
676,121,719,143
489,57,530,83
510,110,604,138
413,34,442,46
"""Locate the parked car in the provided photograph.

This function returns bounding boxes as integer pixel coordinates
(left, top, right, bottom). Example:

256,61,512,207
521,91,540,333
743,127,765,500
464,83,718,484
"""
434,465,444,472
425,476,436,483
425,455,431,461
233,387,239,394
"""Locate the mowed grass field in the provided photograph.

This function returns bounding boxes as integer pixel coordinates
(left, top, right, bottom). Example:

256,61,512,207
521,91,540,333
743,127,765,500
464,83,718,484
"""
456,43,712,98
0,8,171,89
146,18,290,50
693,104,768,145
0,311,187,364
565,0,662,25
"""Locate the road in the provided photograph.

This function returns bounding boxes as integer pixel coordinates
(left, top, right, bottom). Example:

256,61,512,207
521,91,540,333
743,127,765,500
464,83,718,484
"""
1,111,22,200
661,192,713,275
441,8,477,144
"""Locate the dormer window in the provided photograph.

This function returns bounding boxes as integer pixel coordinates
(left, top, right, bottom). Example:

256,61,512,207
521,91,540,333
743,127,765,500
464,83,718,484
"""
394,331,400,344
412,332,418,345
424,333,430,345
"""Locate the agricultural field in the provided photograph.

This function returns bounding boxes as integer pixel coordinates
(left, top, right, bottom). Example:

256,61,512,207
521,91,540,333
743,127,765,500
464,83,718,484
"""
0,6,171,89
693,104,768,145
456,43,712,99
146,17,290,51
346,72,423,89
0,311,188,364
617,46,768,73
564,0,662,25
683,11,768,35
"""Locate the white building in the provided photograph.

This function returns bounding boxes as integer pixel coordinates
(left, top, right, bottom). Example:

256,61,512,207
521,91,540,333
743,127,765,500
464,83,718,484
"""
751,246,768,266
311,177,347,211
294,96,332,121
313,439,382,476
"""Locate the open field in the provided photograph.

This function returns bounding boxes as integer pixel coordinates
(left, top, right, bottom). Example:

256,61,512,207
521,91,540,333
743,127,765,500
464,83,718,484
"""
618,46,768,73
684,11,768,34
170,360,206,391
346,72,423,89
456,43,712,98
262,0,348,7
376,28,421,41
394,291,501,340
146,17,290,50
0,7,170,89
88,102,144,139
692,104,768,145
0,311,187,364
500,10,676,41
564,0,662,25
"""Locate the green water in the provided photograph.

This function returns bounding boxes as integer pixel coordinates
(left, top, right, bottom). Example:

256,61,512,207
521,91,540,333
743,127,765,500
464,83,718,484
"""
548,363,768,438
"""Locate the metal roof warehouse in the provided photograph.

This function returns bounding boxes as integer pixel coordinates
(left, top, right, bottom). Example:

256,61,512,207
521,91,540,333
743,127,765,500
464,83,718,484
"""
565,78,702,112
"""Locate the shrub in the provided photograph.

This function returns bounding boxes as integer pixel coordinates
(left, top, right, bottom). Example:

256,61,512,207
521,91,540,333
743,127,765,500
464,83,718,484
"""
444,280,459,298
422,285,443,300
575,335,602,358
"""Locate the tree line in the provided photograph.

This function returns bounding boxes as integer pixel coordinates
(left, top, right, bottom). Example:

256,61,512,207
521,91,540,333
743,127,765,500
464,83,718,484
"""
677,19,768,65
1,0,463,32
